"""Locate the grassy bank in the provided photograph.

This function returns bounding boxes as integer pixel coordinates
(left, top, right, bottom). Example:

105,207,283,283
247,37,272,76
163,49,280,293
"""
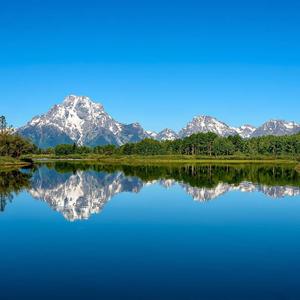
0,156,32,170
29,154,299,165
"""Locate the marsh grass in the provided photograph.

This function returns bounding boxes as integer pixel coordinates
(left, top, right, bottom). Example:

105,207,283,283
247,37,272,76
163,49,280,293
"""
30,154,298,165
0,156,32,170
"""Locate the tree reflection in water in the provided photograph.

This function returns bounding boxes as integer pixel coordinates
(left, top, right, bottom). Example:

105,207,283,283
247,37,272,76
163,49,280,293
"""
1,162,300,220
0,168,32,212
28,162,300,221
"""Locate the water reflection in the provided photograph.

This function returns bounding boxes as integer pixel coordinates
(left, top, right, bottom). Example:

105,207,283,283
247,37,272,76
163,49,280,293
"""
30,167,144,221
0,169,32,212
181,181,300,201
1,163,300,221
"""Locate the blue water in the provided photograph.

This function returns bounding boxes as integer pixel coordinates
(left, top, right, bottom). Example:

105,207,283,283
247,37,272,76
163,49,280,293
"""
1,164,300,299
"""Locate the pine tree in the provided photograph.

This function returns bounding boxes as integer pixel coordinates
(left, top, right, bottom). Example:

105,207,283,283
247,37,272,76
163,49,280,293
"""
0,116,7,134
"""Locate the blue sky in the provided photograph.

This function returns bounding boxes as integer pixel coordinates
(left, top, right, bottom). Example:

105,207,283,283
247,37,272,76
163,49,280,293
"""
1,0,300,131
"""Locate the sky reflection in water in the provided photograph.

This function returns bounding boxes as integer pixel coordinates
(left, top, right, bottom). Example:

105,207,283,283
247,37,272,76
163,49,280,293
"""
1,163,300,299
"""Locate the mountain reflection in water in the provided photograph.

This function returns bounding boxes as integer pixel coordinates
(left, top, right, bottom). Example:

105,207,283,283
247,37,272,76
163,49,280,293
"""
1,163,300,221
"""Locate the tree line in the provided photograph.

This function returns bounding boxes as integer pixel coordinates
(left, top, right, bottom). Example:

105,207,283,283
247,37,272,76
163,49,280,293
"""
52,131,300,158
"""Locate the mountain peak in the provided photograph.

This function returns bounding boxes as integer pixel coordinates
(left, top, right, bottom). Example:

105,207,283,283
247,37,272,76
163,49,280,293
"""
234,124,256,138
252,119,300,137
241,124,256,128
18,95,150,148
180,115,237,137
157,128,178,141
193,115,215,121
62,95,104,111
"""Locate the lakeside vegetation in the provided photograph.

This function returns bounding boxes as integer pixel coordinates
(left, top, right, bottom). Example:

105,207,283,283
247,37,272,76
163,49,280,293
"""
0,156,33,169
0,116,36,168
1,115,300,169
31,154,298,165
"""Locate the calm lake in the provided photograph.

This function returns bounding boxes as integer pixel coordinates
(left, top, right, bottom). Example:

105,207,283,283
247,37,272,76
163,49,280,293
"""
1,163,300,299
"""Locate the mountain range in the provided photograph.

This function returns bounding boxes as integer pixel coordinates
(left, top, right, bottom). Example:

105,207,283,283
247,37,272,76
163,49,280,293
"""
18,95,300,148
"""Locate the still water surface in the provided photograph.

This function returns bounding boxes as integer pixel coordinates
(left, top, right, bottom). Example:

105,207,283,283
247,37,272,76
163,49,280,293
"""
1,163,300,299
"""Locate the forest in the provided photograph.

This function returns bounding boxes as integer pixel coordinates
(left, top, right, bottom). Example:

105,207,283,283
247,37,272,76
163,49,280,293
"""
50,132,300,159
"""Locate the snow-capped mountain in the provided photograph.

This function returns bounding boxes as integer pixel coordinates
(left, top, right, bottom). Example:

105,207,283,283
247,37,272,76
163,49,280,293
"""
17,95,300,147
18,95,150,148
156,128,178,141
234,125,256,138
251,120,300,137
179,116,238,138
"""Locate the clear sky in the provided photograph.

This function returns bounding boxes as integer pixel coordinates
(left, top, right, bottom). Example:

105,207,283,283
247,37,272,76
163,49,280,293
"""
1,0,300,132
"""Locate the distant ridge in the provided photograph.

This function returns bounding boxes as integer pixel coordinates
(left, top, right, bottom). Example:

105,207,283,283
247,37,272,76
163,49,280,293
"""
17,95,300,147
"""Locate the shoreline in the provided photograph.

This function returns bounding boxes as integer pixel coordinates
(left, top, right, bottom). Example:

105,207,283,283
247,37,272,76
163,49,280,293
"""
0,157,33,170
31,155,299,165
1,155,299,172
0,162,31,170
